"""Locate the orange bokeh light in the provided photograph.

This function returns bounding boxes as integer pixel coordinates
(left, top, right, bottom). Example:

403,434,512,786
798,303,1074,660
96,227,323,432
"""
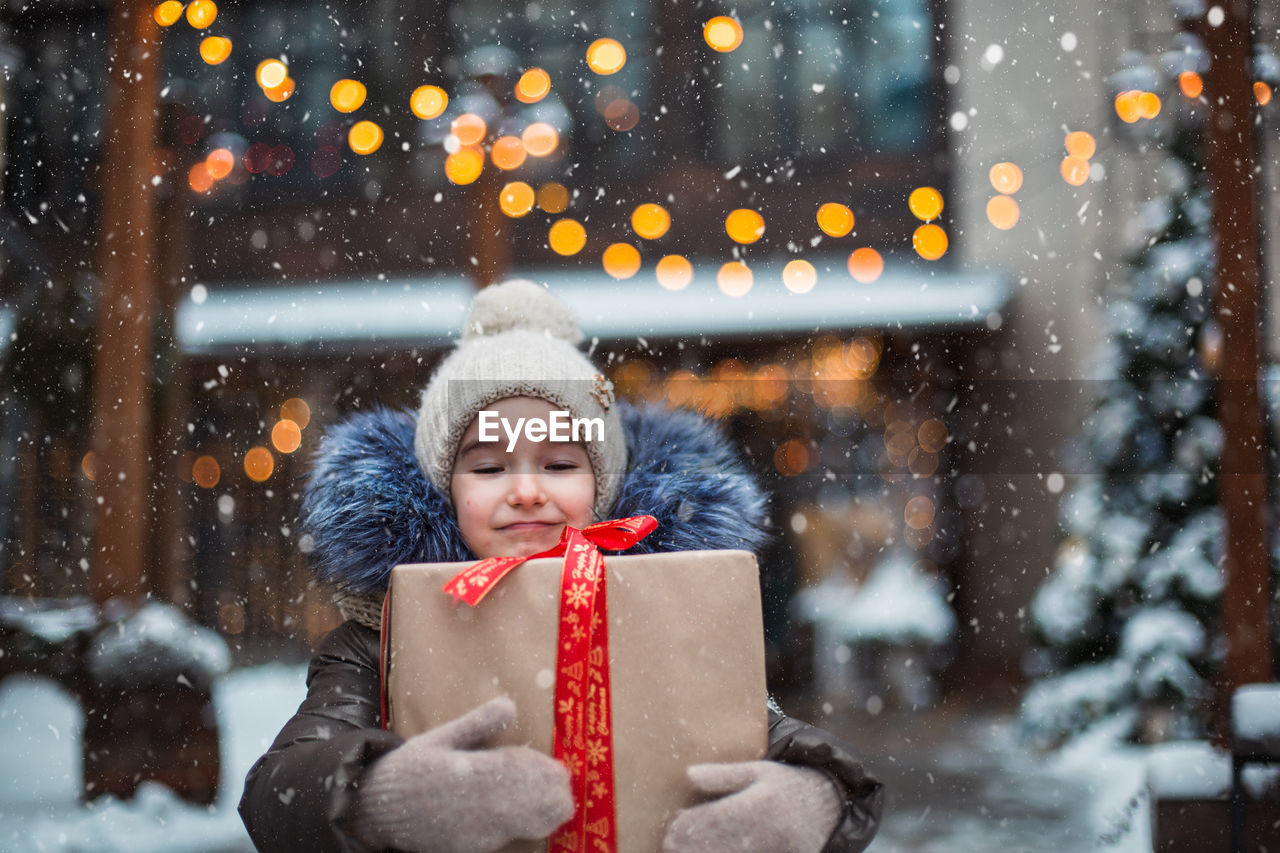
281,397,311,429
522,122,559,157
185,0,217,29
499,181,536,217
918,418,948,453
1137,91,1161,119
986,195,1020,230
1060,155,1090,186
783,259,817,294
199,36,232,65
1064,130,1095,159
912,224,948,260
1256,81,1273,106
244,446,275,482
725,208,765,244
348,120,384,155
257,59,288,90
192,455,221,488
548,218,587,255
1179,71,1204,99
586,38,627,75
1115,90,1142,123
774,439,810,477
410,85,449,120
988,162,1023,194
330,79,367,113
81,451,98,482
451,113,487,146
537,182,570,213
816,202,854,237
717,261,753,297
908,186,943,221
847,248,884,283
703,17,744,52
153,1,183,26
602,243,642,279
272,419,302,453
490,136,528,171
205,147,234,180
263,78,295,103
188,162,214,193
515,68,552,103
656,255,693,291
603,98,639,132
444,146,485,184
905,495,936,530
631,203,671,239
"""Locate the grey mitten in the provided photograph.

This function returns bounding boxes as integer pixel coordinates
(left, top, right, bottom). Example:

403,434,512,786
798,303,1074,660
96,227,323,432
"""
344,696,574,853
662,760,843,853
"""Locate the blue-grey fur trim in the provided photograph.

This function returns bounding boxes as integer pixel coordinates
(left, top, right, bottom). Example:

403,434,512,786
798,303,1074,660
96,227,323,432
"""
301,403,771,594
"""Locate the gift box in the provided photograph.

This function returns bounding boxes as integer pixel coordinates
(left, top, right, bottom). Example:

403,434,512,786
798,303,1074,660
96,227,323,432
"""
383,547,768,853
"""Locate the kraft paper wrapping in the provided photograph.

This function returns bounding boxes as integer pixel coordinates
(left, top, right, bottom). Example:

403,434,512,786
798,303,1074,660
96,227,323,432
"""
385,549,768,853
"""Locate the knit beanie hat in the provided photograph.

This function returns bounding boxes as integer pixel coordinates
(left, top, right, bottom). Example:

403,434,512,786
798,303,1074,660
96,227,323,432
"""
414,280,626,519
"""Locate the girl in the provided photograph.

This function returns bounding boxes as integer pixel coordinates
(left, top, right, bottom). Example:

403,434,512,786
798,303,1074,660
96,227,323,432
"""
239,280,882,852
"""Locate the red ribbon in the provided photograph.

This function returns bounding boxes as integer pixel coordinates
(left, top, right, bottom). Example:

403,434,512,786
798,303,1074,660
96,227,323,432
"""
442,515,658,853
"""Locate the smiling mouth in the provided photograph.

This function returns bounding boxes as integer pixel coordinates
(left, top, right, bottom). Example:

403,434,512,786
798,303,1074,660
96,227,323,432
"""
501,522,560,531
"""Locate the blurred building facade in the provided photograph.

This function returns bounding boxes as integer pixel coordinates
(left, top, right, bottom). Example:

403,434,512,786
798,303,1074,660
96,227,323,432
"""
0,0,1275,692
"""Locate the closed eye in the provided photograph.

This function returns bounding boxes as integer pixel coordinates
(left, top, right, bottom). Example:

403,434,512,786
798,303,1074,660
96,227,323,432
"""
546,462,580,472
470,464,504,474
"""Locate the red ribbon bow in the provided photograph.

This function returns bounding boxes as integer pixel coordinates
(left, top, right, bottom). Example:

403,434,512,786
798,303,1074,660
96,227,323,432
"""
442,515,658,853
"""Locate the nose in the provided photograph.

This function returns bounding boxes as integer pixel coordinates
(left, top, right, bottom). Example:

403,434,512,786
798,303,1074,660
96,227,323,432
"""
507,470,547,507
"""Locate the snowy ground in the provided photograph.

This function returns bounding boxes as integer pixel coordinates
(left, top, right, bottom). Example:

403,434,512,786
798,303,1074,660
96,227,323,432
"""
0,665,306,853
0,666,1152,852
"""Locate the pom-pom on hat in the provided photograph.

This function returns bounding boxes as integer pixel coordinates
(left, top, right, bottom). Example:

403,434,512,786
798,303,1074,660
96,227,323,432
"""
414,279,626,519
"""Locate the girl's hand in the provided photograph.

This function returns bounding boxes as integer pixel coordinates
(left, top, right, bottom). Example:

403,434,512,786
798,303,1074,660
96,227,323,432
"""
344,696,573,853
662,760,842,853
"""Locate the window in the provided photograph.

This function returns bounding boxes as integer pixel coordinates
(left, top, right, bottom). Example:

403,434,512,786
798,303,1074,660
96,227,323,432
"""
714,0,937,165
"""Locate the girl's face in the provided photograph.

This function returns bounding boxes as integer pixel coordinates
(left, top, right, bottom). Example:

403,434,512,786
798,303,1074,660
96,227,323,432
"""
450,396,596,559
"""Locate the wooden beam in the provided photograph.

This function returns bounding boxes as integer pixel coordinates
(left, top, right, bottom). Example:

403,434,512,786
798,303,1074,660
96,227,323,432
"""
1200,0,1274,688
90,0,161,604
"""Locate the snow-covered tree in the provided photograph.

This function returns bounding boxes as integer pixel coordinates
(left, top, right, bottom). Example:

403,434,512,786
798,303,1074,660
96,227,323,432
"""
1020,33,1280,748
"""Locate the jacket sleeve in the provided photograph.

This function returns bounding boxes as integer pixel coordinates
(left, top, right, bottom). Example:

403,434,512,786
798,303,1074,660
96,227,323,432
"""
766,709,884,853
239,620,404,853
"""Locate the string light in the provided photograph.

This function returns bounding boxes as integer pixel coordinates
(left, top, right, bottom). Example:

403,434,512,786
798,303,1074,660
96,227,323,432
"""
816,203,854,237
586,38,627,75
656,255,693,291
724,209,765,244
348,120,384,155
631,203,671,240
410,85,449,119
199,36,232,65
703,17,744,52
330,79,367,113
185,0,217,29
549,219,587,255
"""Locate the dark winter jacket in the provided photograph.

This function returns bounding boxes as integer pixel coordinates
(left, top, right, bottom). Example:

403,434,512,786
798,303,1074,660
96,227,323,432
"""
239,404,883,853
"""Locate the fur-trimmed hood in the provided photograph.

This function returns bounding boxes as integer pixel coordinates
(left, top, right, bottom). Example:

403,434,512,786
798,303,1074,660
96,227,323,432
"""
302,403,772,595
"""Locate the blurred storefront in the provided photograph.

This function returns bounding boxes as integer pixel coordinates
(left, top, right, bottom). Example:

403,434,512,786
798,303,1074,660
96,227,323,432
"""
5,0,1231,696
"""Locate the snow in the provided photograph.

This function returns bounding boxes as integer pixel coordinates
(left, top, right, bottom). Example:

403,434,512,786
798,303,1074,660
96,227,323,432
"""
1049,713,1153,852
792,549,955,647
0,308,11,348
1232,684,1280,753
0,598,97,645
176,264,1012,354
86,602,232,689
0,664,307,853
1144,741,1230,799
1120,607,1205,662
0,660,1186,853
